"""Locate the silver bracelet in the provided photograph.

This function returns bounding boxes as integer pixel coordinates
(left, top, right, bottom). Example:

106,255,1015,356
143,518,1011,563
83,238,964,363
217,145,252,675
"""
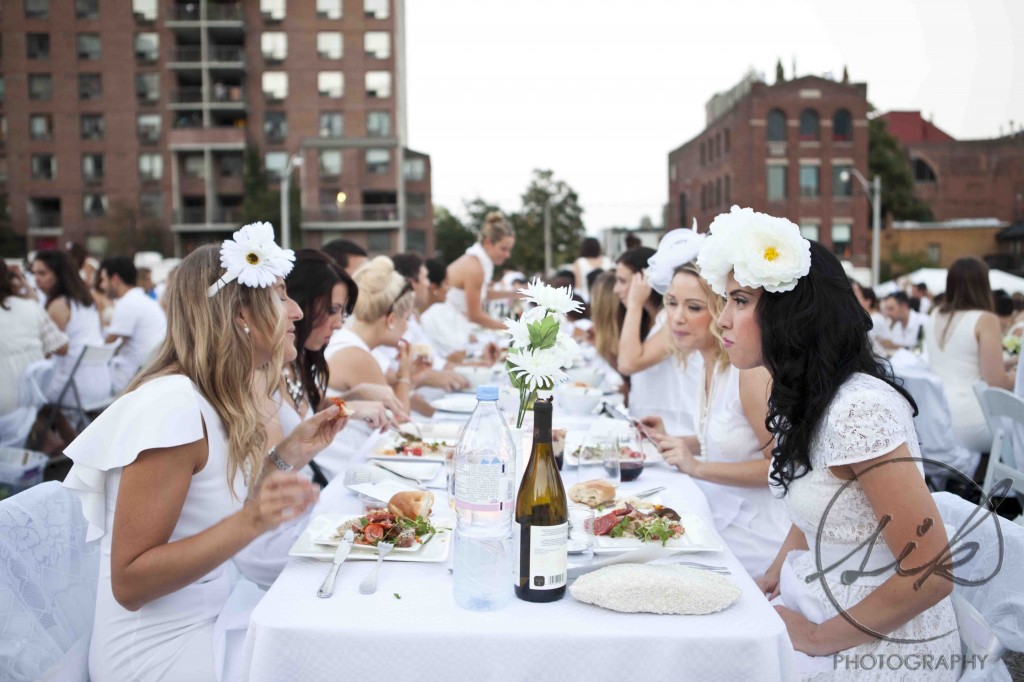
268,446,293,472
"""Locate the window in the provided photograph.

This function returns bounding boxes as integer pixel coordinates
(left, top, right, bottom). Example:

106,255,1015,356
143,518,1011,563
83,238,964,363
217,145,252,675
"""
265,152,288,179
81,114,104,140
319,150,342,178
678,193,687,228
714,133,721,159
135,33,158,63
831,222,851,258
927,243,941,264
82,153,104,182
767,109,786,142
699,142,705,165
132,0,157,21
83,193,107,217
833,109,852,141
364,0,389,19
264,111,287,142
25,0,49,19
30,114,53,140
365,71,391,98
799,165,820,196
136,73,159,103
0,78,4,104
32,154,56,180
407,229,426,253
367,111,391,137
318,72,344,98
317,0,342,19
407,193,427,218
799,222,820,241
78,74,102,100
799,109,820,141
724,175,731,204
913,158,937,183
138,153,163,181
77,33,101,60
261,32,287,62
724,129,731,154
260,0,285,21
404,158,425,181
135,114,160,144
182,153,205,178
714,178,722,207
700,185,706,211
832,164,853,196
366,149,390,175
29,74,52,101
767,165,787,201
140,192,162,218
75,0,99,19
317,32,343,59
365,32,390,59
319,112,343,137
27,33,50,59
262,72,287,101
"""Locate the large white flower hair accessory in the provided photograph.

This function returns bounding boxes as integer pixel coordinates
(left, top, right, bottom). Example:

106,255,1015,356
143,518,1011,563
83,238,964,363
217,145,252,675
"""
207,221,296,297
646,219,706,295
696,206,811,296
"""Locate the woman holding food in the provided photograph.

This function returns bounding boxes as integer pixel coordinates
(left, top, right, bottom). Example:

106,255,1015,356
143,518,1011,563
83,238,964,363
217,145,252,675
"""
700,206,958,677
63,224,347,681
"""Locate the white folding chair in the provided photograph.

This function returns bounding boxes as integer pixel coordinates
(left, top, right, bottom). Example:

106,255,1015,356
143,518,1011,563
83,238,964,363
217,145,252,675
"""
973,383,1024,507
47,342,119,431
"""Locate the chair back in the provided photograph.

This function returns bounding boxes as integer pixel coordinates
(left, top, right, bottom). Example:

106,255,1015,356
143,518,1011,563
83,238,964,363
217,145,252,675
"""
0,482,98,681
75,342,119,368
973,384,1024,500
898,369,980,485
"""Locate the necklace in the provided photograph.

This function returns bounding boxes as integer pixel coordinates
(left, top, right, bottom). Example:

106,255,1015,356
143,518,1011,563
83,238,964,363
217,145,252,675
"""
283,363,306,409
696,364,718,457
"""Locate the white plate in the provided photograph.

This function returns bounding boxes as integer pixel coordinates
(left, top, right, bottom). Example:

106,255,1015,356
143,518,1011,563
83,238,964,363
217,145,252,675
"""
371,431,451,462
312,515,430,553
429,395,478,413
563,431,662,466
289,514,453,562
591,511,722,555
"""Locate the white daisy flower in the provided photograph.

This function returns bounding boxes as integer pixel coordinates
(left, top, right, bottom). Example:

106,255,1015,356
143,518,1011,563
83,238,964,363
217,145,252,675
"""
502,316,532,348
517,278,583,315
552,333,582,367
507,348,569,391
219,222,294,289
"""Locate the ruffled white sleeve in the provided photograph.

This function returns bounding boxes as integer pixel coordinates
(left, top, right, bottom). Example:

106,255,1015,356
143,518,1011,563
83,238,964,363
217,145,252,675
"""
818,379,909,468
63,374,206,542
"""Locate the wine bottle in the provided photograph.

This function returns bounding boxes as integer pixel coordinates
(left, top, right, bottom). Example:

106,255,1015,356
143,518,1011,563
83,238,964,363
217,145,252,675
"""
514,398,568,602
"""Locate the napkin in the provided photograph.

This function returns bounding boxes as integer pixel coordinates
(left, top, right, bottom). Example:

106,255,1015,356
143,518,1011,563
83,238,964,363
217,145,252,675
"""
342,463,411,487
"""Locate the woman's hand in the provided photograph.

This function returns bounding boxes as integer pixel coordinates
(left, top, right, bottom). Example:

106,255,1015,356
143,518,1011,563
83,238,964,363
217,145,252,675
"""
345,400,391,430
245,471,319,534
775,605,829,656
342,384,409,423
277,405,346,467
756,564,782,600
660,438,699,476
638,415,666,439
396,339,414,381
626,272,651,311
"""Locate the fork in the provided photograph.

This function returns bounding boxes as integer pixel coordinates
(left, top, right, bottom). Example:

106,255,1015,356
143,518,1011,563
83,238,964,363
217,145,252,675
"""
359,542,394,594
670,560,731,574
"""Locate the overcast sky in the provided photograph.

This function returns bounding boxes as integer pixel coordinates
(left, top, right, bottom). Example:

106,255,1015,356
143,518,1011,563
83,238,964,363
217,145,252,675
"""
404,0,1022,233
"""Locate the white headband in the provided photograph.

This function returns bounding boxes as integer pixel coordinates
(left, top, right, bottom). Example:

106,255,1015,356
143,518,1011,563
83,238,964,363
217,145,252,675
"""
646,219,706,295
207,221,295,297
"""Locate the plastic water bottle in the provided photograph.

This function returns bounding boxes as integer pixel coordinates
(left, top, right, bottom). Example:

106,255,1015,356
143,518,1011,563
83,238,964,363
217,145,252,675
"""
452,385,516,611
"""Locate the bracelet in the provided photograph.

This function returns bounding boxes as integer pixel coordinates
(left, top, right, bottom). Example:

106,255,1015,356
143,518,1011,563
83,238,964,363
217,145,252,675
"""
396,377,411,385
268,446,293,472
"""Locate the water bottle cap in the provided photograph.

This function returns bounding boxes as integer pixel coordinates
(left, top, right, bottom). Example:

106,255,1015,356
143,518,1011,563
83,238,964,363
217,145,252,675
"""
476,385,499,401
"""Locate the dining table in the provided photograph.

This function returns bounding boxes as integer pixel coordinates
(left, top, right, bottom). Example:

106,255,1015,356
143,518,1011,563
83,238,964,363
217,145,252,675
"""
240,396,800,681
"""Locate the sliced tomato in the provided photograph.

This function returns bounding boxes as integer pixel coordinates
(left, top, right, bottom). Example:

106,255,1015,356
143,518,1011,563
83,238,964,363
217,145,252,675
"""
363,523,386,542
410,446,423,457
594,513,621,536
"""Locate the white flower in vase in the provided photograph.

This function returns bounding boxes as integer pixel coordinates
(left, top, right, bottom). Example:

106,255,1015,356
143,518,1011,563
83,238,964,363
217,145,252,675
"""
507,348,569,391
517,278,584,316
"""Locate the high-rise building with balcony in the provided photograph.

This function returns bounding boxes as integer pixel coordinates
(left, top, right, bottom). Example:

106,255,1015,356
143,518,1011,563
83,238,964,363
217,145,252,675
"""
0,0,433,256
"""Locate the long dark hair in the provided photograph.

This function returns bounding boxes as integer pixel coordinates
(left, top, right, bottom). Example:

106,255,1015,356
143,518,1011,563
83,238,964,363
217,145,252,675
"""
33,250,94,309
616,246,661,341
286,249,358,409
759,241,917,494
939,257,992,315
0,261,13,309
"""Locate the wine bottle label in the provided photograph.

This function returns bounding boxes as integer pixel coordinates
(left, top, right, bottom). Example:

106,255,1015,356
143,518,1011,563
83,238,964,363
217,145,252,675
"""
454,459,510,511
525,523,567,591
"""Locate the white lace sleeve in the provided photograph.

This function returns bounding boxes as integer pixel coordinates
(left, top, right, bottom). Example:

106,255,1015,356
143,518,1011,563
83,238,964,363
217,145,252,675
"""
818,380,909,467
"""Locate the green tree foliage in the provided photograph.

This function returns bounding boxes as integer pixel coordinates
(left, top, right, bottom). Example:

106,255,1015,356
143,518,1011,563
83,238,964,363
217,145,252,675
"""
433,205,476,264
881,248,936,283
241,144,301,245
511,169,586,276
102,201,167,255
775,58,785,83
868,118,934,222
0,194,26,258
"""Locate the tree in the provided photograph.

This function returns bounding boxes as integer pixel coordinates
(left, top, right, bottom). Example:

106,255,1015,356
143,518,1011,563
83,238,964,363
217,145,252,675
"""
881,248,936,283
868,117,934,222
0,194,25,258
433,205,476,264
511,169,586,277
775,58,785,84
102,201,167,255
240,144,301,245
464,197,504,234
841,65,850,84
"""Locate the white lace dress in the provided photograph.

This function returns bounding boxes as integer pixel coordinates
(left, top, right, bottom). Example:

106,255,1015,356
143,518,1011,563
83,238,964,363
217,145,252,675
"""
776,373,959,681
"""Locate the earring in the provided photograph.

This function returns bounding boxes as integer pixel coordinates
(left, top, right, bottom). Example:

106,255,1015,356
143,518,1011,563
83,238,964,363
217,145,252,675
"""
388,324,395,331
243,324,250,335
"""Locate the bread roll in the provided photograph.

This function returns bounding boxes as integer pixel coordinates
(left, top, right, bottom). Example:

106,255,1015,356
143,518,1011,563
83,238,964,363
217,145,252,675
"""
388,490,434,519
568,480,616,508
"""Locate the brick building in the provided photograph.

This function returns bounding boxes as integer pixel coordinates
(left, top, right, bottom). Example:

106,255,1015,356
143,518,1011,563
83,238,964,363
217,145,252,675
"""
667,73,871,266
0,0,433,257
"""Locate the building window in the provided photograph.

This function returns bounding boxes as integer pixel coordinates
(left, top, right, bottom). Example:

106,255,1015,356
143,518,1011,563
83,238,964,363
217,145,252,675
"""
714,178,722,207
138,153,163,181
137,114,160,143
132,0,156,21
365,71,391,98
264,111,287,142
29,114,53,140
366,149,390,175
678,193,687,227
136,73,159,103
365,32,390,59
364,0,389,19
913,158,937,183
404,158,425,181
833,109,852,141
799,164,820,197
77,33,101,60
180,153,204,179
260,0,285,21
0,78,4,104
317,32,343,59
831,222,851,258
724,129,731,154
318,72,344,98
317,0,342,19
699,142,705,166
799,222,820,241
261,32,287,62
27,33,50,59
767,109,786,142
78,73,102,100
700,185,706,211
319,150,342,179
724,175,731,204
25,0,49,19
31,154,56,180
832,164,853,196
799,109,820,141
367,232,391,253
82,153,104,182
767,165,787,201
265,152,288,180
75,0,99,19
81,114,104,140
135,32,159,63
407,229,426,252
83,193,107,217
927,243,941,264
367,111,391,137
140,192,162,218
262,72,288,101
319,112,344,137
715,133,722,159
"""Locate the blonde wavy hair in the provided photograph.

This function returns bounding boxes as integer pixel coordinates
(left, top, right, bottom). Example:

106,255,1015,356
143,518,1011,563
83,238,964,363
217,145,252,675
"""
128,244,287,495
480,211,514,244
352,256,415,323
589,271,620,365
671,264,730,373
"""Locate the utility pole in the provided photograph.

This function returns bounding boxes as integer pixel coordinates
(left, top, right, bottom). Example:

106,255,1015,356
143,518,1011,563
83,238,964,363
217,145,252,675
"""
543,200,552,277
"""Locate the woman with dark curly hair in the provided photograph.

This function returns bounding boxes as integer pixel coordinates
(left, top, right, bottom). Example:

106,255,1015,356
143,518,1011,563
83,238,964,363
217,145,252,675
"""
699,206,958,678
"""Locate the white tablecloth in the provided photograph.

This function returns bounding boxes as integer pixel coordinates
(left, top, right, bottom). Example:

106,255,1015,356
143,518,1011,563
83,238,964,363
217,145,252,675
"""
242,411,799,682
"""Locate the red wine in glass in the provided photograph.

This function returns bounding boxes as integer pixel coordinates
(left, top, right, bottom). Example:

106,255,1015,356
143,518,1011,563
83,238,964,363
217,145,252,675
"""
620,461,643,482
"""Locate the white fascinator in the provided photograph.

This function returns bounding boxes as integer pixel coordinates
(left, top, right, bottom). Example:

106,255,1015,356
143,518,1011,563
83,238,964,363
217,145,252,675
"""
646,220,706,295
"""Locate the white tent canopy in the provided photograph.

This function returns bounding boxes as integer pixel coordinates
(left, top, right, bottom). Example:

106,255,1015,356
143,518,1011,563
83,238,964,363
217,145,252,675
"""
877,267,1024,296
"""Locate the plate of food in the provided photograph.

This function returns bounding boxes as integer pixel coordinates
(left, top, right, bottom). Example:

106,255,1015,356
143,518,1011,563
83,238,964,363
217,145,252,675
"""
590,506,721,555
564,437,656,467
372,430,452,462
567,480,663,512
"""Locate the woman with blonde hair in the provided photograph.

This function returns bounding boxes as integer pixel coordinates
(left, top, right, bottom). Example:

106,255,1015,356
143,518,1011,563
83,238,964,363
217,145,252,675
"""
63,224,346,681
444,211,515,331
588,271,620,367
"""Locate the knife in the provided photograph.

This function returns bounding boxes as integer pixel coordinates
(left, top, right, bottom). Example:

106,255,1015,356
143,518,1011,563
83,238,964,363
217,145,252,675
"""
566,544,680,581
317,529,354,598
632,486,666,499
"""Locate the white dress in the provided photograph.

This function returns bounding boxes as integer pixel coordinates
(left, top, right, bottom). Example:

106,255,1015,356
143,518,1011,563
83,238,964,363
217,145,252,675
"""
445,242,493,318
63,375,258,681
46,299,112,405
0,298,51,445
698,364,791,578
628,314,696,435
776,373,959,681
924,310,990,453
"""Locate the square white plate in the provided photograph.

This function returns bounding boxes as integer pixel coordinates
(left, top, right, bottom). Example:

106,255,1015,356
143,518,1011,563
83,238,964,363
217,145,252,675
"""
371,431,451,462
591,511,722,555
289,513,453,562
563,430,662,466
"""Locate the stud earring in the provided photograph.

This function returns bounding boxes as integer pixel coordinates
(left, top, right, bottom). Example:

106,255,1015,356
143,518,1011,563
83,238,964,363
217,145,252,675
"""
243,324,250,334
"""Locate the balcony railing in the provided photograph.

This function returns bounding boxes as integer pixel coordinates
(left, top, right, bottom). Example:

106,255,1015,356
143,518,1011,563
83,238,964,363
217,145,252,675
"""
207,4,243,21
213,206,243,223
167,4,200,21
169,46,202,63
28,211,61,228
170,88,205,104
305,204,398,223
174,207,207,224
209,46,244,63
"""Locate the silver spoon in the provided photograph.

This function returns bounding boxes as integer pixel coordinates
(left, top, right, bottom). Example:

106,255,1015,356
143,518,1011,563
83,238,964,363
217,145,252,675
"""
359,542,394,594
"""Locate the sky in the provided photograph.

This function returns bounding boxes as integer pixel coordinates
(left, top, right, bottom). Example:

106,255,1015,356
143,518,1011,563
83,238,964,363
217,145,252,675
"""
404,0,1023,233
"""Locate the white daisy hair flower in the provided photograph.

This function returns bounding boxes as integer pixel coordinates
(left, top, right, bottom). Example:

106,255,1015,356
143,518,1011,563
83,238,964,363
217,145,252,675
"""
507,348,569,391
208,221,295,297
647,220,706,295
517,278,584,315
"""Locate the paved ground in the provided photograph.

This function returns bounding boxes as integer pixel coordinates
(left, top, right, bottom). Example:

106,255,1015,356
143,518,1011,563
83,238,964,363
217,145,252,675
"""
1007,651,1023,680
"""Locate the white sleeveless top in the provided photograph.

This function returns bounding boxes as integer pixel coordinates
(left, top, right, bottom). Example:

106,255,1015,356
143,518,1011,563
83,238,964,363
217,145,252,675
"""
323,328,386,475
47,299,112,404
445,242,494,316
628,314,696,435
924,310,986,436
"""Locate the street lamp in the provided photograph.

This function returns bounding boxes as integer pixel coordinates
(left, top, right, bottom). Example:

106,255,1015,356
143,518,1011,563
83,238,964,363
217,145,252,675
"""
335,191,347,219
281,154,304,251
841,168,882,287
